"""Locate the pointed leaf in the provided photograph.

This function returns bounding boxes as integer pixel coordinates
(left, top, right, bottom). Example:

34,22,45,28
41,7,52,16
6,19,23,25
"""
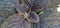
34,0,48,8
31,0,49,12
31,8,41,12
15,4,29,14
23,0,35,8
28,11,39,23
8,0,28,14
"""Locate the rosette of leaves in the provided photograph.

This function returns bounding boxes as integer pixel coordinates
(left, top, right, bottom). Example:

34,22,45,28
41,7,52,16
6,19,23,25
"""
9,0,42,23
0,0,41,28
1,0,50,28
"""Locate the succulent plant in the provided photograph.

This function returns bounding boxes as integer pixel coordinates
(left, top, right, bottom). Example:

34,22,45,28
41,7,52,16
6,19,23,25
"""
9,0,40,23
0,0,41,28
1,0,55,28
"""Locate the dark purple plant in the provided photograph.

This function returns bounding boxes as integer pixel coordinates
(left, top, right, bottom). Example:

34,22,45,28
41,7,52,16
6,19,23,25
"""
8,0,40,23
1,0,49,28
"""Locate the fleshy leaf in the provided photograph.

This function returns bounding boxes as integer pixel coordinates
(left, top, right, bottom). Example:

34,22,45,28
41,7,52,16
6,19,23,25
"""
39,0,48,8
23,0,35,8
8,0,28,14
15,4,29,15
28,11,39,23
8,0,29,14
1,14,24,28
31,8,41,12
0,7,16,18
31,0,49,12
34,0,48,8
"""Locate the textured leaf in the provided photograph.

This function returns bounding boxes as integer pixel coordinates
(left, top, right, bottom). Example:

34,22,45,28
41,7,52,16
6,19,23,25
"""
15,4,29,14
0,7,16,18
0,7,16,26
38,0,48,8
0,0,17,27
7,0,29,14
22,20,31,28
31,0,49,12
1,14,24,28
31,8,41,12
23,0,35,8
34,0,48,8
28,11,39,23
39,9,53,19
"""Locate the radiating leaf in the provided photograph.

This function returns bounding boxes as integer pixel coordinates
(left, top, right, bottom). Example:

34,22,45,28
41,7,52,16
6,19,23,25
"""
0,7,16,18
31,0,48,12
28,11,39,23
1,14,24,28
6,0,28,14
23,0,35,8
34,0,48,8
0,0,17,27
39,0,48,8
7,0,29,14
15,4,29,14
31,8,41,12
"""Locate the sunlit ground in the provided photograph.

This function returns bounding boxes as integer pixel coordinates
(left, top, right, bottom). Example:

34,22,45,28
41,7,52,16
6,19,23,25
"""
57,4,60,12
